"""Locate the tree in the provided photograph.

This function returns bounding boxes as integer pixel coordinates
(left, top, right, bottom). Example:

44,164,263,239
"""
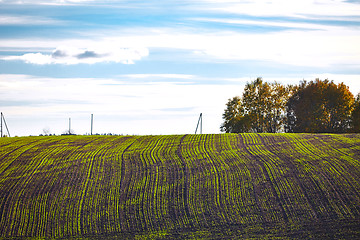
241,78,269,133
286,79,354,133
220,96,250,133
241,78,290,133
351,93,360,132
221,78,290,133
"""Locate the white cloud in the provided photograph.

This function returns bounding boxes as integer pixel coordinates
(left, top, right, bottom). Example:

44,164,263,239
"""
0,0,98,5
200,30,360,67
2,25,359,67
200,0,360,18
0,15,63,25
192,17,329,31
1,23,359,67
116,28,360,67
122,74,195,79
5,53,52,64
2,46,149,65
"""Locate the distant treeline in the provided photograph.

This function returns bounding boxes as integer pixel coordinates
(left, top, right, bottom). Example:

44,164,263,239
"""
221,78,360,133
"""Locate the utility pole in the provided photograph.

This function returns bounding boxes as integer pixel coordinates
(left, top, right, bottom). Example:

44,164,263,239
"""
91,114,93,135
195,113,203,134
0,112,11,137
69,118,71,134
0,112,2,138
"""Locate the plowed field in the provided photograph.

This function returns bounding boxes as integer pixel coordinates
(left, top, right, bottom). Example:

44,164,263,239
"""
1,133,360,239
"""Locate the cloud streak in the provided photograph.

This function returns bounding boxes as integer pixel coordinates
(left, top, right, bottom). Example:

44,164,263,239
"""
1,21,359,68
0,0,99,5
200,0,360,18
1,26,359,68
0,15,64,25
3,46,149,64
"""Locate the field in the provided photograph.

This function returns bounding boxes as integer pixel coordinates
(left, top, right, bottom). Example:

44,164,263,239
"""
1,133,360,239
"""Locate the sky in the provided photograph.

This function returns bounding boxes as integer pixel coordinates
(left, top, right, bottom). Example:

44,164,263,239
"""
0,0,360,136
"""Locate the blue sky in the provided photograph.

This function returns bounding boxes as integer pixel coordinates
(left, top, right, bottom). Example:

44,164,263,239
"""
1,0,360,136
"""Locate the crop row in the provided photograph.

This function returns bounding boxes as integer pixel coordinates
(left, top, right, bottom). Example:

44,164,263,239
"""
0,134,360,238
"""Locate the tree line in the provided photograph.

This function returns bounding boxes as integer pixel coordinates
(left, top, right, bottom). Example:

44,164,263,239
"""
221,77,360,133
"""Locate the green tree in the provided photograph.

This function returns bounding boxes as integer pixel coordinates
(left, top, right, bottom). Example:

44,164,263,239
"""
241,78,269,132
286,79,354,133
220,96,250,133
241,78,290,133
351,93,360,132
221,78,290,133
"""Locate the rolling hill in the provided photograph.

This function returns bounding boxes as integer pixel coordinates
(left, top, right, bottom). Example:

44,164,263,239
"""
0,133,360,239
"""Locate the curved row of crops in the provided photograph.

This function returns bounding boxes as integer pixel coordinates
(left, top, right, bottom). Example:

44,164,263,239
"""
0,134,360,239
